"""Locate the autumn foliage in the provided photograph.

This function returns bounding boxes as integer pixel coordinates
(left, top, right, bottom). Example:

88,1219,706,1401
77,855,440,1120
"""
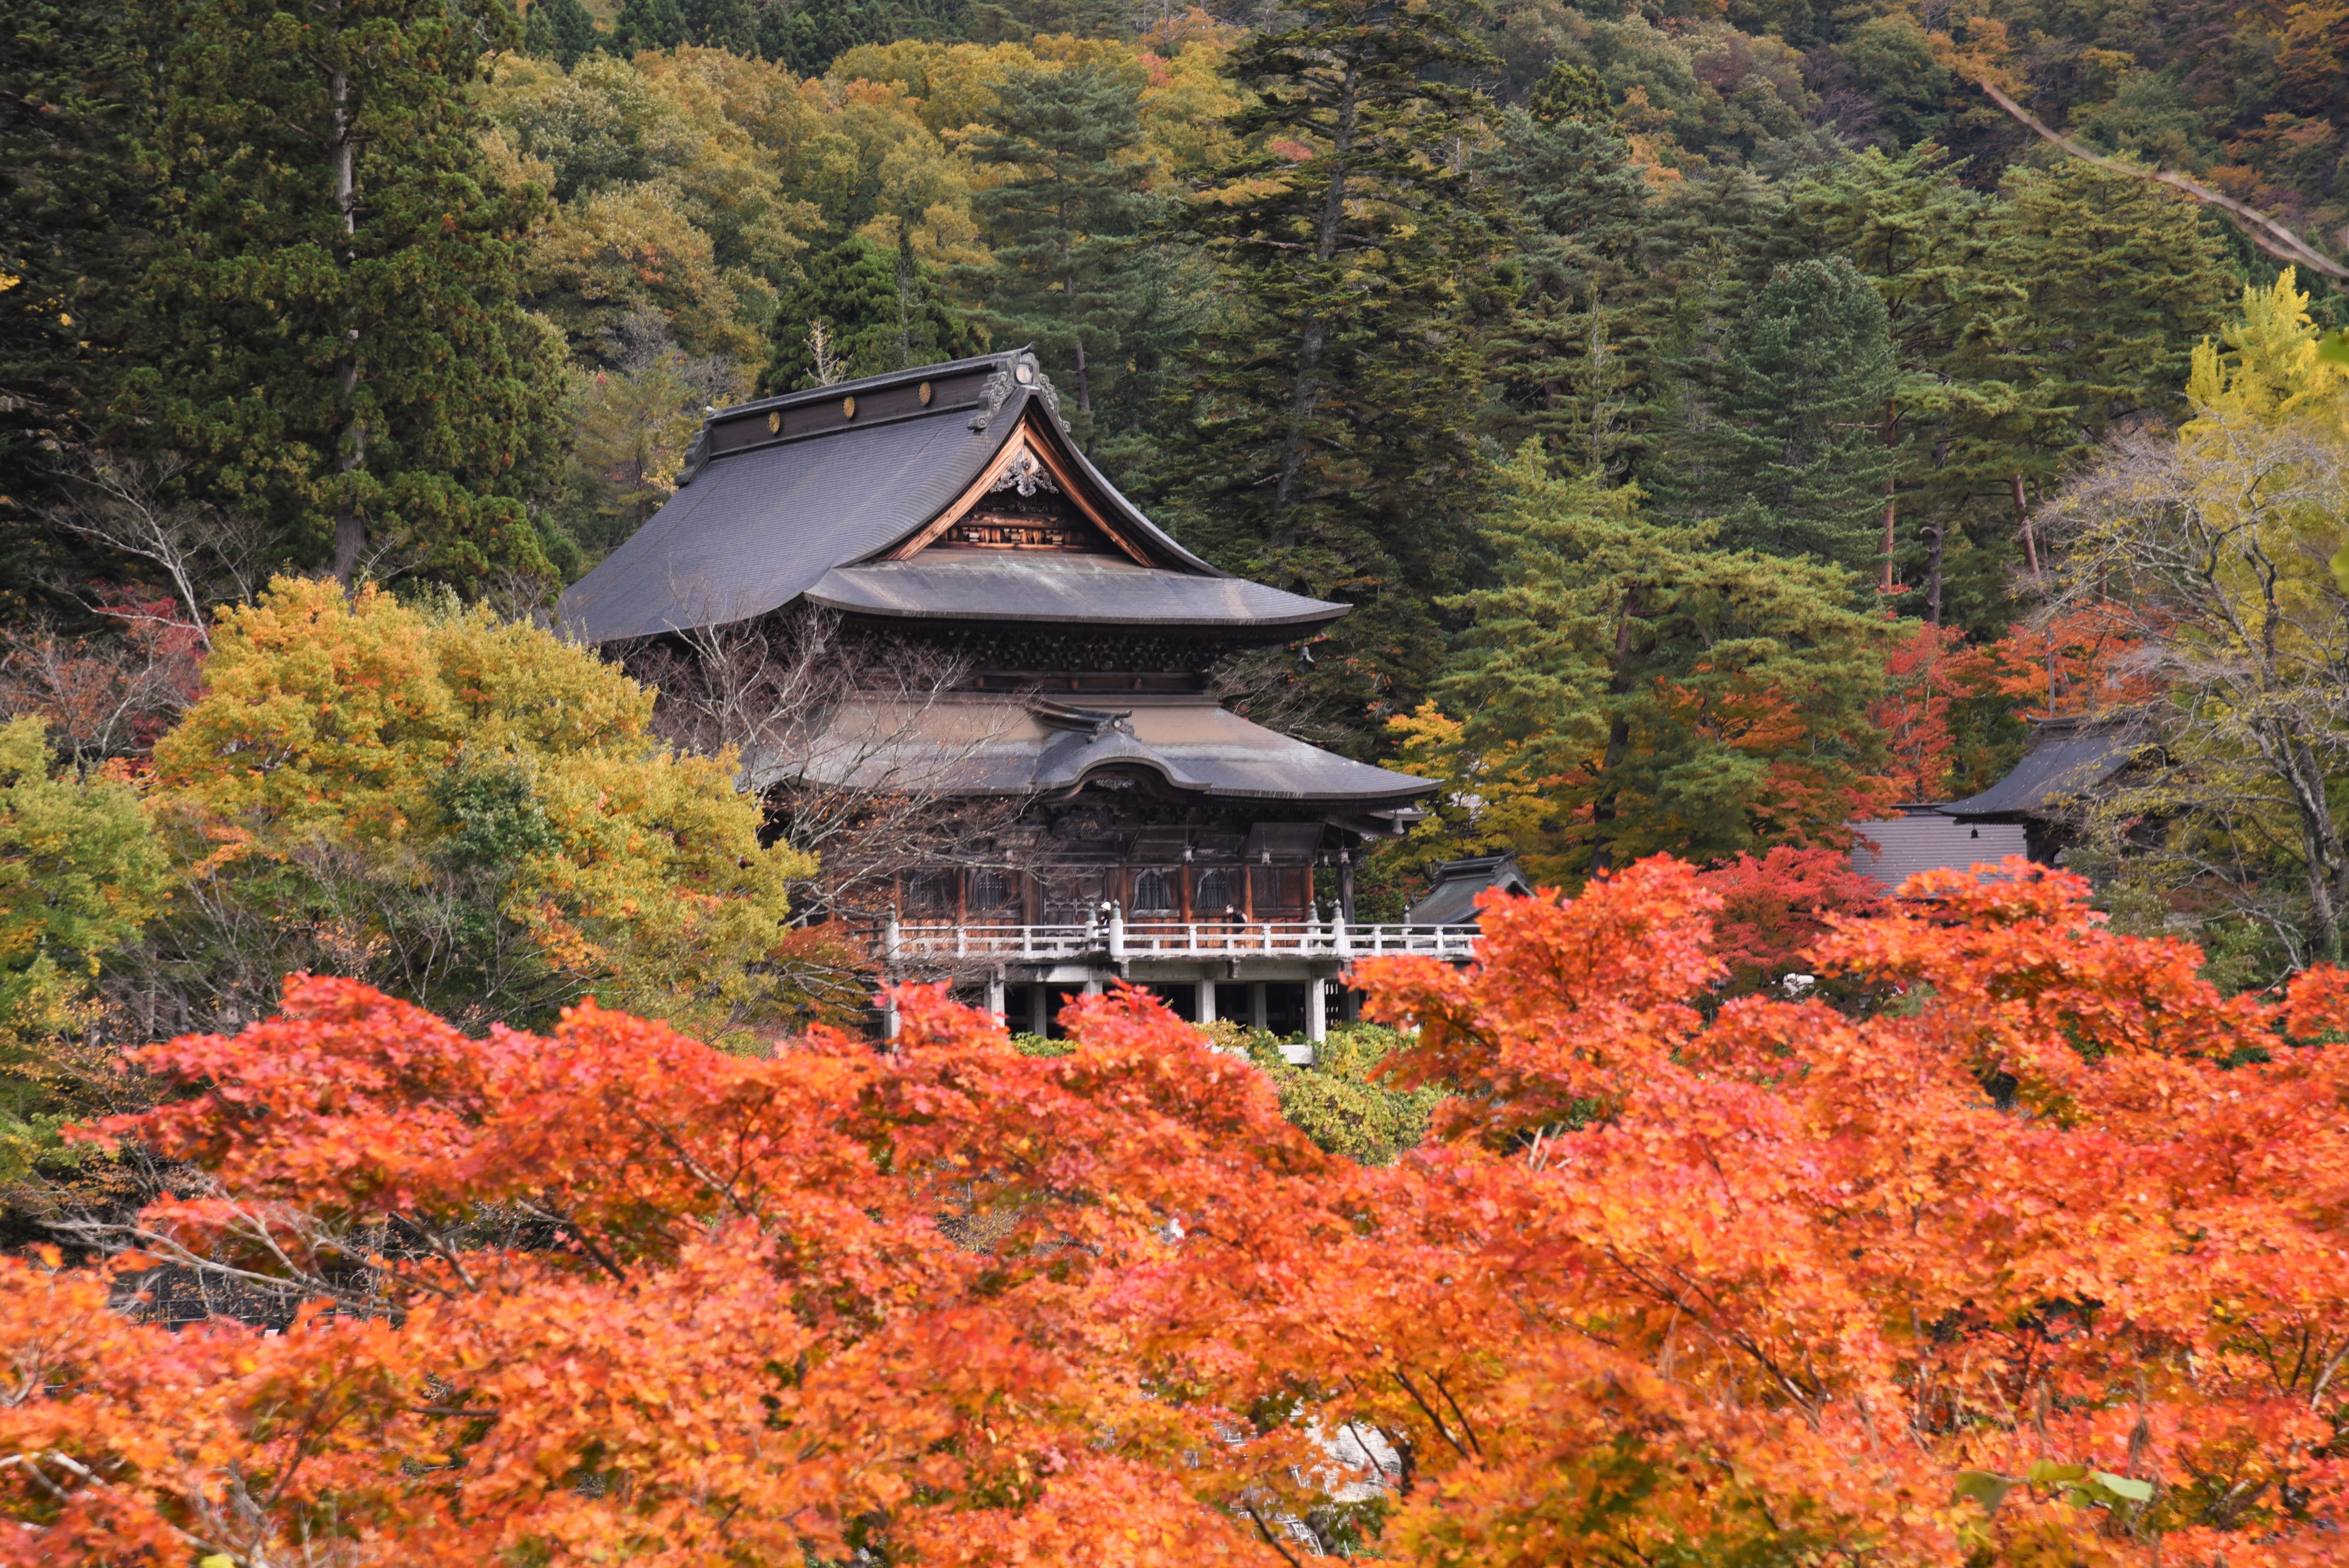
4,857,2348,1564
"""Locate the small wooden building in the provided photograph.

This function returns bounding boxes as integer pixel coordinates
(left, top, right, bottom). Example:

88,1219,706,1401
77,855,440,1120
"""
560,349,1460,1040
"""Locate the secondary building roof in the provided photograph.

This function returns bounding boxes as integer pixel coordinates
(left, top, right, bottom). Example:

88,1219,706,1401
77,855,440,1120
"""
1941,715,2149,820
1403,854,1534,927
557,349,1348,645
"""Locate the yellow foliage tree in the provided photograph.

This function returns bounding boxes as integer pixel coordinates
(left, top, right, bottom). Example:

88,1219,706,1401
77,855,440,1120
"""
148,579,818,1044
2054,269,2349,958
0,719,167,1179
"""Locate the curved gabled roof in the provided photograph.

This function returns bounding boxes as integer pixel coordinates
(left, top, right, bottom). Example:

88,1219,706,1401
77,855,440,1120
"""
556,349,1344,646
756,692,1432,807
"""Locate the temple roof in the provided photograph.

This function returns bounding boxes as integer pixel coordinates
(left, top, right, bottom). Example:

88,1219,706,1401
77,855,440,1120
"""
1403,855,1534,927
754,692,1433,809
557,349,1347,645
1940,715,2150,820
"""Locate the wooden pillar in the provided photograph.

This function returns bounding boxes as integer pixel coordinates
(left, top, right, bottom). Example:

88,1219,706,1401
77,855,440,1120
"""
1030,983,1051,1038
1249,982,1267,1032
1306,977,1327,1044
1195,975,1217,1026
984,969,1006,1019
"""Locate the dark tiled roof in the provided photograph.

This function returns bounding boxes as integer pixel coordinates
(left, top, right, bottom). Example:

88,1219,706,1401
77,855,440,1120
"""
806,556,1341,629
1403,854,1532,927
757,693,1433,807
1941,716,2149,819
556,349,1333,645
1849,810,2030,891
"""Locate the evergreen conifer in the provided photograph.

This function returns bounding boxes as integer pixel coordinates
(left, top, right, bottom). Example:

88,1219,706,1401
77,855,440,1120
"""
613,0,688,53
961,63,1159,453
114,0,570,586
1481,63,1650,473
756,234,983,394
0,0,158,612
682,0,757,52
1435,445,1889,875
1650,258,1899,575
1158,0,1507,727
758,0,905,75
523,0,602,66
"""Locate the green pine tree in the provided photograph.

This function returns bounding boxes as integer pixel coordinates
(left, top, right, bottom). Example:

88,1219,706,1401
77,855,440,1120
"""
612,0,687,53
1957,160,2235,517
1436,444,1889,878
1650,257,1900,576
756,234,984,394
113,0,571,586
1480,63,1651,474
961,63,1160,453
523,0,602,66
0,0,160,615
758,0,906,75
1158,0,1509,729
681,0,756,52
1792,143,1998,624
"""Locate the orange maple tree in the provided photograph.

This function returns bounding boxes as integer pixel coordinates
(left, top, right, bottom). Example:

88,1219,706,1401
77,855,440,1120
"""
3,857,2346,1565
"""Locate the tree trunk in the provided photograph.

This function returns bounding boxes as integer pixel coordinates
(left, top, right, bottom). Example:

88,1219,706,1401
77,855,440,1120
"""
2012,473,2040,576
1924,522,1945,626
1877,399,1898,596
330,63,365,589
1588,590,1641,873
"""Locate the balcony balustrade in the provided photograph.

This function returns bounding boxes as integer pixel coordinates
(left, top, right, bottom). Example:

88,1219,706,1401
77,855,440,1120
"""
875,907,1480,966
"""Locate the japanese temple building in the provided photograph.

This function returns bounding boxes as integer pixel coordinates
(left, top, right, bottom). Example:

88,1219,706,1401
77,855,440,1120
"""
560,348,1467,1042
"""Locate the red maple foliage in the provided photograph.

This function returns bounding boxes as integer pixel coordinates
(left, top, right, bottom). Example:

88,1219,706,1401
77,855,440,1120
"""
2,858,2344,1565
1695,845,1884,994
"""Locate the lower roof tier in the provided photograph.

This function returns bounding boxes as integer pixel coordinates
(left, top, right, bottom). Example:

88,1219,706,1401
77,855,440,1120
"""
750,691,1433,810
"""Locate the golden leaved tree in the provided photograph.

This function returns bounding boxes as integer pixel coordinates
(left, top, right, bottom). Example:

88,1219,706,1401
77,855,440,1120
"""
2051,270,2349,962
145,578,816,1044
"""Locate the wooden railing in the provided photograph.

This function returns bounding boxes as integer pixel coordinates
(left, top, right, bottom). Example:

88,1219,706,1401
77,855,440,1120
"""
878,910,1481,965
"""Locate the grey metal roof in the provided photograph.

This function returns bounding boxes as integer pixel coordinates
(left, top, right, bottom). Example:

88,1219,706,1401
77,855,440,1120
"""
1848,811,2030,891
557,349,1336,645
806,556,1342,628
1941,716,2149,819
759,693,1433,806
1403,854,1533,927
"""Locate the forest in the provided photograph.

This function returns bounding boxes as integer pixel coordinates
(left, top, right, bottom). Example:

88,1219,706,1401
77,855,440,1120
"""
6,0,2349,1561
9,0,2349,955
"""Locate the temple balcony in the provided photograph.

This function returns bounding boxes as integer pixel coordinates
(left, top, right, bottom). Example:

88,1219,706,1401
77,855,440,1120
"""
868,905,1481,1053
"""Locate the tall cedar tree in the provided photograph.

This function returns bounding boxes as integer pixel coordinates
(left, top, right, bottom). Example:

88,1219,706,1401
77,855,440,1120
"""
757,233,983,395
960,63,1158,455
1792,144,2000,627
0,0,160,615
1161,0,1507,729
1957,162,2234,510
758,0,945,76
521,0,601,66
681,0,755,52
1479,64,1651,476
114,0,569,588
1649,257,1900,577
1437,445,1889,877
611,0,687,52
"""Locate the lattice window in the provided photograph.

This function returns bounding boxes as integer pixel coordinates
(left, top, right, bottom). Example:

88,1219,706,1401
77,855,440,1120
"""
1132,869,1176,912
1194,868,1235,912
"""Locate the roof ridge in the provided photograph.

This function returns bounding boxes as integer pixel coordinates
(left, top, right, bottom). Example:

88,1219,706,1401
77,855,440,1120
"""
720,347,1032,420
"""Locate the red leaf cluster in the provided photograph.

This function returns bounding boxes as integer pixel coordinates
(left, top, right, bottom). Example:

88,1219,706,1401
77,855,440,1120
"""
3,856,2345,1565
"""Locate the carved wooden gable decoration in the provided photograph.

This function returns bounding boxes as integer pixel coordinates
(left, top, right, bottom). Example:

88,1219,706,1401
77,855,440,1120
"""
887,415,1155,565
